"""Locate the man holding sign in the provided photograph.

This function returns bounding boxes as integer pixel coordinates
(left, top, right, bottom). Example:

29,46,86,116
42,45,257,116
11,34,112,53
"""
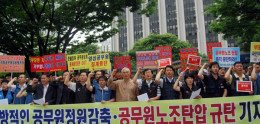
225,62,253,96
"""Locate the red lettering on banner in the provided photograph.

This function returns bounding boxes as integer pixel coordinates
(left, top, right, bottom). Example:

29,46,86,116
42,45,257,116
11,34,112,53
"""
210,103,223,123
194,104,207,123
169,105,181,124
119,107,130,124
104,61,108,66
223,103,236,123
182,105,194,123
254,45,260,50
143,106,155,124
131,107,142,124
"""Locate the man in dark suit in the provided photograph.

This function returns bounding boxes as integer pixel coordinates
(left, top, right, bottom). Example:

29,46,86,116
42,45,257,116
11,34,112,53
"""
51,71,75,104
27,73,57,106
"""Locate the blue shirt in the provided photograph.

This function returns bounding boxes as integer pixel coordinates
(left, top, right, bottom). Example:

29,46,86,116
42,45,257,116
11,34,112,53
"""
256,73,260,95
92,82,115,102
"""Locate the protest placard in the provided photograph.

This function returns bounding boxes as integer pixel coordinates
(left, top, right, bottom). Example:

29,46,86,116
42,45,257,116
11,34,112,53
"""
43,53,67,72
88,53,111,71
213,47,240,67
158,58,172,67
237,81,253,92
187,55,202,66
67,53,88,70
155,46,172,61
207,42,222,63
250,42,260,62
180,48,198,71
30,57,44,72
136,50,160,69
0,55,25,73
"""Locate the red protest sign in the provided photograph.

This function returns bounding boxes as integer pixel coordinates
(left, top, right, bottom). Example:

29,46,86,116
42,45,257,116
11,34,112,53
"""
207,42,222,63
187,55,201,66
155,46,172,64
136,50,160,69
180,48,198,71
237,81,253,92
43,53,67,72
158,58,171,67
114,56,131,78
30,57,44,72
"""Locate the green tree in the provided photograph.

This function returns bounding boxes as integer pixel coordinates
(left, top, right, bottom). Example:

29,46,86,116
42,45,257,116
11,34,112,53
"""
206,0,260,52
66,42,99,55
107,51,124,69
128,33,193,70
0,0,157,76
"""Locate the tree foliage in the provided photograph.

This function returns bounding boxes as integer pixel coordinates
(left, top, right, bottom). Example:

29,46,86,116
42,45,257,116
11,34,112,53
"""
206,0,260,52
0,0,157,76
66,42,99,55
128,33,193,70
107,51,124,69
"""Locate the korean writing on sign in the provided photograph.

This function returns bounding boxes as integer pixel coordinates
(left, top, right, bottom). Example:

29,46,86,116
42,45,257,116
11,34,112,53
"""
237,81,253,92
67,53,88,70
250,42,260,62
207,42,222,63
114,56,131,77
0,96,260,123
43,53,67,72
155,46,172,63
88,53,111,71
0,55,25,73
213,47,240,67
180,48,198,71
187,55,202,66
158,58,171,67
0,108,112,124
30,57,44,72
136,50,160,69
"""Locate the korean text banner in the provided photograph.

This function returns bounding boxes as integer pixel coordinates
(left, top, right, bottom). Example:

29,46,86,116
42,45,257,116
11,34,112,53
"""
250,42,260,62
213,47,240,67
88,53,111,71
180,48,198,71
67,53,88,70
43,53,67,72
1,96,260,123
30,57,44,72
207,42,222,63
136,50,160,69
155,46,172,61
0,55,25,73
114,56,131,77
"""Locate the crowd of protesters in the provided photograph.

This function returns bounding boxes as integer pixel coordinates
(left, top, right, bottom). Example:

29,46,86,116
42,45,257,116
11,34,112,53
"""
0,61,260,105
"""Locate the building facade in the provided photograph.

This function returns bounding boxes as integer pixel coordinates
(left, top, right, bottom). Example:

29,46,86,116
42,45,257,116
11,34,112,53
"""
111,0,236,54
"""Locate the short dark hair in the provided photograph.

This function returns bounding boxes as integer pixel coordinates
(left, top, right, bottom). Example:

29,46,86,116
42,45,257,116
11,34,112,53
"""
80,71,88,75
233,61,242,66
219,67,226,70
1,79,9,84
42,73,50,78
184,72,194,81
190,69,198,75
5,73,11,78
95,70,103,76
165,65,174,72
98,76,108,82
143,69,152,75
209,62,219,69
116,69,121,73
256,62,260,66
